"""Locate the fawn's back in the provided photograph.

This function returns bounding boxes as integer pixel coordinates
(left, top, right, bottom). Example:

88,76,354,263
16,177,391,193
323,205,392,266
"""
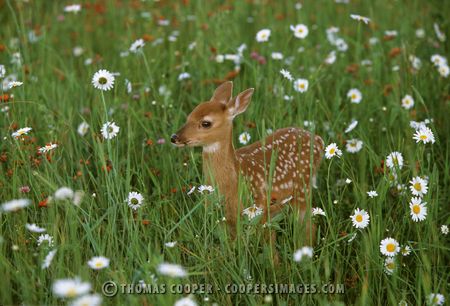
236,127,324,208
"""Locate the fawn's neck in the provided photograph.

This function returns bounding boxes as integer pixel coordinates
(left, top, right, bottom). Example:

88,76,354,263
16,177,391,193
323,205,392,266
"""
202,128,238,188
202,128,239,221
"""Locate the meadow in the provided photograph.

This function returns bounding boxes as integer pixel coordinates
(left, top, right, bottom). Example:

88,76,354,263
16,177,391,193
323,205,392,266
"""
0,0,449,305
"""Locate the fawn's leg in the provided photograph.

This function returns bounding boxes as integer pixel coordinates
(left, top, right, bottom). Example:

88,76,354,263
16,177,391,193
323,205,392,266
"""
293,188,316,246
258,197,281,265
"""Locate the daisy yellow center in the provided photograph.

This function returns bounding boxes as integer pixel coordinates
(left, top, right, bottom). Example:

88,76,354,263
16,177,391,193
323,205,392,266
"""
412,204,421,214
386,262,395,269
298,29,303,33
355,214,363,222
248,207,256,213
386,243,396,253
131,198,138,205
95,262,103,267
350,143,357,147
99,77,108,85
108,126,114,133
329,148,335,154
413,182,422,191
299,83,305,89
67,288,77,297
351,94,357,100
419,134,427,140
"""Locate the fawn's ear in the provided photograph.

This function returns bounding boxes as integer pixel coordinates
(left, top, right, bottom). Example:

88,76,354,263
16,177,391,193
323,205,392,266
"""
227,88,254,118
211,81,233,105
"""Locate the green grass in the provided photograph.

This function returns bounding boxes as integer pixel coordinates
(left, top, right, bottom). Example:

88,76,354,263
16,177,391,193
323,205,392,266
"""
1,0,449,305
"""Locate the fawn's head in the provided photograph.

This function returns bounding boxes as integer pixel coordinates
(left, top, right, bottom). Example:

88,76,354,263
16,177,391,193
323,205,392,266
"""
171,81,254,148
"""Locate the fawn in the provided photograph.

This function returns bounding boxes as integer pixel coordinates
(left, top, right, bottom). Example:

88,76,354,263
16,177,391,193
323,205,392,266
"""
171,82,324,251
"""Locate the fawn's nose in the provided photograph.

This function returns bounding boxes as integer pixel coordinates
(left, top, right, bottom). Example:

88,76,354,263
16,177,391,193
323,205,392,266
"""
170,134,179,144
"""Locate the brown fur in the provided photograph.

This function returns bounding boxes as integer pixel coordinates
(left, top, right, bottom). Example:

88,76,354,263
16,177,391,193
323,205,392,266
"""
172,82,324,247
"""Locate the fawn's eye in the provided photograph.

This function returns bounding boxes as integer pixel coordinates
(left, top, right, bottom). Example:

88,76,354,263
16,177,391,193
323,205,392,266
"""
201,120,212,128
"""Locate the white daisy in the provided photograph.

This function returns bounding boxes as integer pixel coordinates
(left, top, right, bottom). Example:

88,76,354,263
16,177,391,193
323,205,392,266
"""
52,278,91,298
76,121,89,136
127,191,144,210
409,55,422,70
26,223,46,233
242,204,263,220
430,54,447,67
293,246,313,262
324,51,337,65
70,294,102,306
428,293,445,306
336,38,348,52
385,30,398,37
384,257,396,275
8,81,23,89
400,245,411,256
347,88,362,103
0,64,5,78
380,237,400,257
409,176,428,197
345,139,363,153
280,69,293,81
54,187,74,200
129,38,145,53
178,72,191,81
87,256,110,270
413,126,435,144
73,46,84,57
239,132,251,145
11,127,32,138
157,262,187,278
271,52,283,60
350,14,370,24
1,199,31,212
38,143,58,154
438,64,449,78
101,121,120,139
64,4,82,13
401,95,414,110
293,78,309,93
42,249,57,269
441,225,449,235
325,143,342,159
198,185,214,194
290,24,309,39
72,190,84,206
344,119,358,133
255,29,271,42
386,151,404,170
409,197,427,222
367,190,378,198
92,69,115,91
37,234,54,247
312,207,326,216
416,28,426,38
433,23,446,42
187,186,196,195
165,241,177,248
174,296,197,306
350,208,370,229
